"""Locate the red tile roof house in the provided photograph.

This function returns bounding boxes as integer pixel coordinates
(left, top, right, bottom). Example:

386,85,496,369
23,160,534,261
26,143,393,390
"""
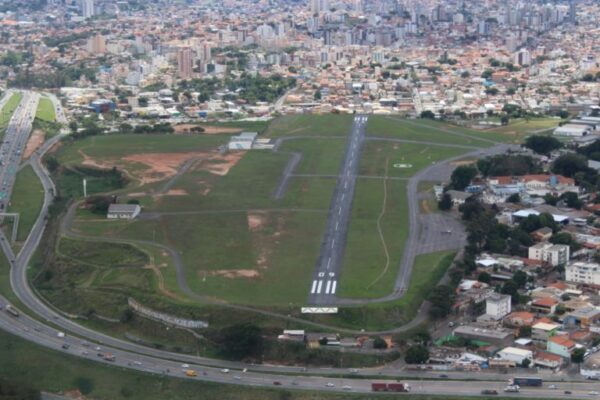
504,311,536,327
534,350,564,369
530,298,559,314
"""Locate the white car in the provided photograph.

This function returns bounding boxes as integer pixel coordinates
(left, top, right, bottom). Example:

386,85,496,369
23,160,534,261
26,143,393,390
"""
181,364,190,368
133,361,142,366
342,385,352,391
548,385,557,390
326,382,335,387
588,391,599,396
234,376,241,380
221,369,230,373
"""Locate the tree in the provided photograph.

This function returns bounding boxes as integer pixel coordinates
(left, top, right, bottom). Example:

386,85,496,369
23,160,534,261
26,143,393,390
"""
404,345,430,364
518,325,532,338
220,322,263,360
428,284,455,319
68,120,78,133
420,110,435,119
521,358,531,368
500,115,510,125
477,271,492,284
571,348,586,365
449,165,477,191
524,135,563,155
438,193,453,210
560,192,582,209
314,90,322,100
85,196,112,215
501,280,519,304
373,336,388,349
552,153,589,177
512,270,528,288
506,193,521,203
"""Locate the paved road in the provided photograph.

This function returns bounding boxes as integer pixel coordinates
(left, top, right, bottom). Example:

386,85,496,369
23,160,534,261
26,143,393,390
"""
308,115,367,305
0,92,39,210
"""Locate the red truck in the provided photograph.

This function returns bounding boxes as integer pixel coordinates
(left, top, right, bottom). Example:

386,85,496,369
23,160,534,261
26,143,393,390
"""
371,383,410,392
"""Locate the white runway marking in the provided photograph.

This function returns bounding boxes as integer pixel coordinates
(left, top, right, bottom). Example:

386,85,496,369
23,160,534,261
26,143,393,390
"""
311,280,318,294
341,193,345,201
316,280,323,294
325,280,332,294
331,281,337,294
336,222,339,231
327,258,331,269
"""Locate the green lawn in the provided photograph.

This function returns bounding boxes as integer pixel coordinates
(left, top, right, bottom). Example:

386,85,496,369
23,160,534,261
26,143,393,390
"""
280,138,348,175
367,117,495,147
7,165,44,242
36,97,56,122
339,179,408,298
359,141,471,179
264,114,353,138
411,118,518,144
55,134,229,165
485,117,560,141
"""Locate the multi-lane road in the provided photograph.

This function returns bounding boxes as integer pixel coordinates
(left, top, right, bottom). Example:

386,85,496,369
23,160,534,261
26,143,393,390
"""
0,93,588,398
308,115,367,305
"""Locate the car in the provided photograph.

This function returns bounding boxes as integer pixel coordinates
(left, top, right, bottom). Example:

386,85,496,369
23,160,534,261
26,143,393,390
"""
221,369,230,373
326,383,335,388
61,344,70,350
549,385,557,390
81,341,90,347
349,368,358,373
589,391,599,396
273,381,281,386
439,374,449,378
181,364,190,368
291,381,298,386
342,385,352,391
242,368,248,373
95,346,101,351
234,376,241,380
133,361,142,366
481,390,498,395
565,391,572,395
81,351,89,356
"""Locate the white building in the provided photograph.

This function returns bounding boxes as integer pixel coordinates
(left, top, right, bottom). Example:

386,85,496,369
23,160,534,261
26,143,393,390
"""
553,124,591,137
496,347,533,365
228,132,258,150
81,0,95,18
107,204,141,220
566,261,600,285
485,293,512,320
528,243,570,266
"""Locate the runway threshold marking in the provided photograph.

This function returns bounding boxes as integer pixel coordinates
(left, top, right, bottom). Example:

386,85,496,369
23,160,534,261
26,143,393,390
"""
311,280,318,294
331,281,337,294
316,280,323,294
325,280,332,294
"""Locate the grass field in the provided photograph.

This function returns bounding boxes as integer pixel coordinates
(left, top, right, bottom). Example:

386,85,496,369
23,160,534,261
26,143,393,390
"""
339,179,408,298
367,117,497,147
264,114,354,138
35,97,56,122
359,141,471,179
7,165,44,242
55,134,229,165
280,138,348,175
484,117,560,141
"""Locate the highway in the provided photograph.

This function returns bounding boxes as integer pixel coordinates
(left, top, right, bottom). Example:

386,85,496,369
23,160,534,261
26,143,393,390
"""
0,93,589,398
308,115,367,305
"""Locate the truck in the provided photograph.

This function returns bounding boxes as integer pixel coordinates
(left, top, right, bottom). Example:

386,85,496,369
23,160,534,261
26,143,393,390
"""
388,383,410,392
504,385,520,393
103,354,115,362
184,370,197,377
5,304,19,317
512,377,543,387
371,383,410,392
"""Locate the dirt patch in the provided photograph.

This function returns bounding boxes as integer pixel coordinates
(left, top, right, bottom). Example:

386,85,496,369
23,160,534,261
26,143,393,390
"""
127,192,147,197
164,189,188,196
79,149,114,170
174,124,242,135
23,129,45,159
206,269,260,279
450,159,476,166
247,211,267,232
196,152,245,176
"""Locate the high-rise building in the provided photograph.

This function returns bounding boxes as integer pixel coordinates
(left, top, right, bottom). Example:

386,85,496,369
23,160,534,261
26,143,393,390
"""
310,0,329,14
568,0,576,22
87,34,106,54
81,0,95,19
177,47,193,79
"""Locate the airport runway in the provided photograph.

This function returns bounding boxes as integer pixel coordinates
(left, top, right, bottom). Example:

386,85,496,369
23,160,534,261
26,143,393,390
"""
307,115,367,305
